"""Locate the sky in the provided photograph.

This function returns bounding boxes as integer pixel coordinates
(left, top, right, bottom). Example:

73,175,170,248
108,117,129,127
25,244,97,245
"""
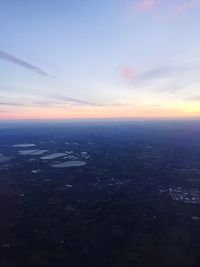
0,0,200,120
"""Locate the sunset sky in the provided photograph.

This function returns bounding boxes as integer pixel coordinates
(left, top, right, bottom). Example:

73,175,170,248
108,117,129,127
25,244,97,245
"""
1,0,200,120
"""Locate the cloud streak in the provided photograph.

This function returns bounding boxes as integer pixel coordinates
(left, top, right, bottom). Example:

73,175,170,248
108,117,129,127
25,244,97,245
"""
136,65,188,81
0,49,54,78
125,62,198,83
0,93,129,109
51,94,104,106
120,62,200,96
0,94,107,108
0,102,25,106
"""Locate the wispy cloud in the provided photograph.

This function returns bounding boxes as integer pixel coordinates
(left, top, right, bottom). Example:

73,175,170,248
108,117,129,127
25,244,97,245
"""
122,67,136,80
0,99,97,108
124,63,198,83
171,0,200,16
0,102,25,106
134,0,200,16
136,65,188,81
136,0,159,11
0,49,54,78
120,62,200,98
0,94,107,108
51,94,104,106
0,94,129,109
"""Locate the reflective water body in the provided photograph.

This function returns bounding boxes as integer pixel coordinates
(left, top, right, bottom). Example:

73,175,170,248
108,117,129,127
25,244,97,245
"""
12,144,36,148
51,160,86,168
19,150,48,155
41,153,66,160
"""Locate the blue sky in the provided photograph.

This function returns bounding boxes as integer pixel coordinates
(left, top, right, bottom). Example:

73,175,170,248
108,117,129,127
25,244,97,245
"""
1,0,200,119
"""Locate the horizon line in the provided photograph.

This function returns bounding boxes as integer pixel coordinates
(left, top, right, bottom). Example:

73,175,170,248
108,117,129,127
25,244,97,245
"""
0,116,200,123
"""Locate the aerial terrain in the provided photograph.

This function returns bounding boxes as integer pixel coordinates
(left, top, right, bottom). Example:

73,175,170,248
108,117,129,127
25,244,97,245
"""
0,120,200,267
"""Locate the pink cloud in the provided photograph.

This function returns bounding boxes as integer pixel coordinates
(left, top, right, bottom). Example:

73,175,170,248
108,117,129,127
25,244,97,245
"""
134,0,200,16
122,67,135,80
137,0,159,11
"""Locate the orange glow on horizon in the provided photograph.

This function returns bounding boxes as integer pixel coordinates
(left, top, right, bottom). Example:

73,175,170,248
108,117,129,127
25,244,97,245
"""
1,103,200,120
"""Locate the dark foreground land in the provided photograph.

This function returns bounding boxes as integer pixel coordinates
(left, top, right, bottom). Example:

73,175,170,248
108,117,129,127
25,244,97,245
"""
0,120,200,267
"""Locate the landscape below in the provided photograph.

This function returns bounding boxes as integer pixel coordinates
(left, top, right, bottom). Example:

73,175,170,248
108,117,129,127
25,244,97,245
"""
0,120,200,267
